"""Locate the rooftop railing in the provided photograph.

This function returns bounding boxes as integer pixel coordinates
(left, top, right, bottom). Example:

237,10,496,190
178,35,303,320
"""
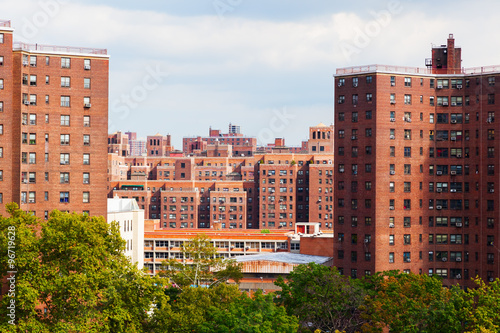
337,64,500,76
0,20,11,27
13,41,107,55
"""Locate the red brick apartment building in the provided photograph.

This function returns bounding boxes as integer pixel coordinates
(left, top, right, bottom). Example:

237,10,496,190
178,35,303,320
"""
183,124,258,156
108,151,334,232
0,20,109,218
334,34,500,286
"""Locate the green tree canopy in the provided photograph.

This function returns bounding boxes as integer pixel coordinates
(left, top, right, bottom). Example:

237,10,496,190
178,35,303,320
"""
275,263,367,333
159,234,242,289
0,204,168,333
361,272,467,333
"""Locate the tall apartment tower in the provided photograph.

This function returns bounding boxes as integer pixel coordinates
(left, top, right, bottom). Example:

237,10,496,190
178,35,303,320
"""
0,20,109,218
334,34,499,286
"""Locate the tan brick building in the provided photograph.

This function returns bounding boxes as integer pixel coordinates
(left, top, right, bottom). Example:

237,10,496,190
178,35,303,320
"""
0,20,109,218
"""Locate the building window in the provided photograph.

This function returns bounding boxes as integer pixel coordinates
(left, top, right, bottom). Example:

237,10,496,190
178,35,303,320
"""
60,134,70,145
488,94,495,104
61,96,70,107
84,97,91,107
84,78,91,89
60,192,69,203
84,59,91,70
404,147,411,157
61,57,71,69
366,93,372,102
83,192,90,203
0,33,3,43
404,77,411,87
29,153,36,164
83,116,90,127
404,94,411,105
83,135,90,146
61,77,70,87
60,153,70,165
60,172,69,184
83,154,90,165
61,115,70,126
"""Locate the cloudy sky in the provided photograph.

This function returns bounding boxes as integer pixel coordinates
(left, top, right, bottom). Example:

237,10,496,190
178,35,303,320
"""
3,0,500,147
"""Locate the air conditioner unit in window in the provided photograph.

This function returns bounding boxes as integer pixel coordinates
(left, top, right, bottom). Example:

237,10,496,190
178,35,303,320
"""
451,102,457,106
450,189,457,192
456,257,462,262
390,118,396,122
456,154,462,158
456,84,462,89
490,189,495,193
389,206,395,210
450,171,457,175
451,137,457,141
442,257,447,262
456,222,462,227
451,119,457,123
364,239,369,243
22,61,29,66
436,205,442,210
489,278,494,282
390,135,395,139
351,136,357,140
23,100,29,105
390,100,396,104
436,188,443,192
353,83,358,87
29,199,35,203
406,258,411,262
442,102,449,106
437,85,443,89
84,65,91,70
390,170,395,175
389,223,395,228
84,103,91,108
436,171,443,175
429,206,434,210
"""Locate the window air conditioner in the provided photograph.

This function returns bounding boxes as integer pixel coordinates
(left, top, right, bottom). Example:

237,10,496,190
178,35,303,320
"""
456,222,462,227
436,205,442,210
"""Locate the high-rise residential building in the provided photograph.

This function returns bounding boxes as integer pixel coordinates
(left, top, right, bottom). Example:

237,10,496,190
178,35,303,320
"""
334,34,499,285
0,20,109,218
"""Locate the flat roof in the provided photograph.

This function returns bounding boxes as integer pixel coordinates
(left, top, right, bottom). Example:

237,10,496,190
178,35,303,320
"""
335,64,500,77
235,252,332,265
13,41,108,58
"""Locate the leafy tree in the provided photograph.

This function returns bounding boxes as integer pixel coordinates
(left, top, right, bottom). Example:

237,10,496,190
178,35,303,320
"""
159,234,242,289
463,277,500,332
199,289,298,333
361,272,466,333
275,263,367,333
152,284,297,333
0,204,169,333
